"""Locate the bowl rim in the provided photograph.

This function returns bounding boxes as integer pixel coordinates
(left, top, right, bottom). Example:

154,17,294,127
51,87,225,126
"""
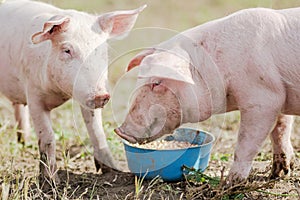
122,128,215,151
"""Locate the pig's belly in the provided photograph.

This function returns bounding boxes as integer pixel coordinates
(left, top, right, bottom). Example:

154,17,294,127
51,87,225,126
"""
0,74,27,104
0,87,27,105
282,86,300,115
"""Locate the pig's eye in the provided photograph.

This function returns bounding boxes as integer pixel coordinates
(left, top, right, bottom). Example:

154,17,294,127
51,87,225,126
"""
64,49,71,54
60,44,74,60
153,80,161,86
63,48,72,57
61,44,73,58
151,80,162,90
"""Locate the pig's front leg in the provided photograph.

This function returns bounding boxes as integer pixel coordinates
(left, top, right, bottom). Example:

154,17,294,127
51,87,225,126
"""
81,107,118,173
27,94,58,182
13,104,30,144
227,108,279,184
270,114,294,178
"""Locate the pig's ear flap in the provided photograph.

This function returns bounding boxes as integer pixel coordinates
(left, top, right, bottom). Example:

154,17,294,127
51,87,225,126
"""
98,5,146,39
138,49,195,84
127,48,155,71
31,15,70,44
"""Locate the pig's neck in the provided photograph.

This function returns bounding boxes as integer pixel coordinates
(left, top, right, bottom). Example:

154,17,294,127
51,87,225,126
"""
179,79,212,124
179,48,227,124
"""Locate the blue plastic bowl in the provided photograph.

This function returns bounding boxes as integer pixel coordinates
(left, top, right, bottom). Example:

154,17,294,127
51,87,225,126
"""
123,128,215,182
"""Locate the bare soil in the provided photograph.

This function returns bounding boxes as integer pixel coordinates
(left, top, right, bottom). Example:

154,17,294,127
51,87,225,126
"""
49,157,300,200
3,137,299,200
1,109,300,199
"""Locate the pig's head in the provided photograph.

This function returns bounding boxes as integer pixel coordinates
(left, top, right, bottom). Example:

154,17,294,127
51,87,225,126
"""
115,47,207,144
31,6,146,109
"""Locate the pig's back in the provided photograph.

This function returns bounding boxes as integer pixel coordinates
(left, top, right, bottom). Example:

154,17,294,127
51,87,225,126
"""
218,8,300,114
0,0,61,38
184,7,300,114
277,7,300,18
0,0,61,103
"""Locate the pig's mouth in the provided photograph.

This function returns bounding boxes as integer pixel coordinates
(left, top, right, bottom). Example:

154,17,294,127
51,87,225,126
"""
114,127,166,144
114,127,138,143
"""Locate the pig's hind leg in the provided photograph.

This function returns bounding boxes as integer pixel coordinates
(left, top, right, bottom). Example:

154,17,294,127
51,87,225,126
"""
270,114,294,178
13,104,30,144
81,107,119,173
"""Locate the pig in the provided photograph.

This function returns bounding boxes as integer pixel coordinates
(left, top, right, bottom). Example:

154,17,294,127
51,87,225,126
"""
0,0,145,181
115,7,300,183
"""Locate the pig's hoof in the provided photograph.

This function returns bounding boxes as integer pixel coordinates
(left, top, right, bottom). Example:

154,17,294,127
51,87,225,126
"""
17,131,25,145
94,147,120,173
270,153,294,179
223,173,247,188
94,157,120,174
39,154,60,184
38,172,61,190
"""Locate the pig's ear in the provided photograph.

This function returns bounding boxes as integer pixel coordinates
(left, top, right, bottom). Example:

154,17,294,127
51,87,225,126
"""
127,48,155,71
31,15,70,44
138,50,195,84
98,5,146,39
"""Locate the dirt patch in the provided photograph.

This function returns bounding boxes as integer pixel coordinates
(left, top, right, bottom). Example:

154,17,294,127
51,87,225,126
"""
1,109,300,199
36,170,136,199
2,144,299,200
28,160,300,200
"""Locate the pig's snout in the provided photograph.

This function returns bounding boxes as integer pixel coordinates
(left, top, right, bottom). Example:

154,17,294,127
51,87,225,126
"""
86,94,110,109
114,127,137,144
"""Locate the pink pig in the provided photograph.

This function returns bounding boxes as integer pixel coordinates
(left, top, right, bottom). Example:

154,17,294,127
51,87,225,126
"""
0,0,145,181
115,7,298,183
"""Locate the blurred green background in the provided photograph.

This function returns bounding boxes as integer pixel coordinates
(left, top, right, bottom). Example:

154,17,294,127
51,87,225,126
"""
47,0,300,31
44,0,300,90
